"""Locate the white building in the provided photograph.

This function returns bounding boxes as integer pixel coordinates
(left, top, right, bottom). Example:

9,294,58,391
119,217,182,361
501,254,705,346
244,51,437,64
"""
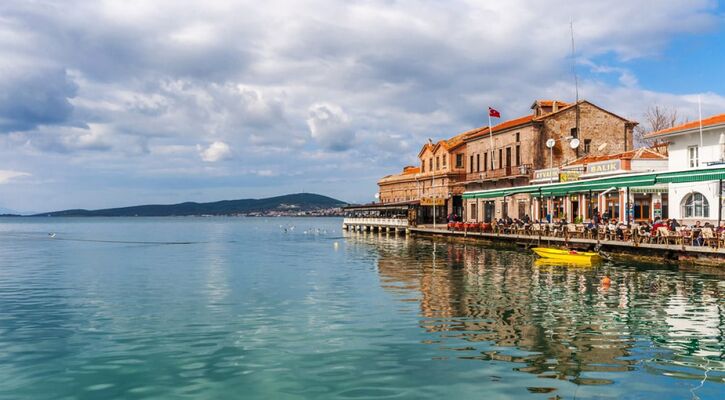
646,114,725,225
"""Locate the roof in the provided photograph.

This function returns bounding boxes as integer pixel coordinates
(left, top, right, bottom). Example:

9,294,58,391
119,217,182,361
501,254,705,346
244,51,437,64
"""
378,165,421,184
465,100,635,143
531,100,570,109
645,113,725,138
465,115,535,141
532,100,636,124
418,129,477,157
566,148,667,166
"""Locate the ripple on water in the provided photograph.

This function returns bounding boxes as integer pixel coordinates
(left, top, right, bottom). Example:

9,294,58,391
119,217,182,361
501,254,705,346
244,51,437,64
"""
0,219,723,400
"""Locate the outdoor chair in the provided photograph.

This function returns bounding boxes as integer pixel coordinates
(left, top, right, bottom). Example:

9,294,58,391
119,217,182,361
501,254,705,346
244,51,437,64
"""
675,227,692,246
657,227,680,245
701,228,717,248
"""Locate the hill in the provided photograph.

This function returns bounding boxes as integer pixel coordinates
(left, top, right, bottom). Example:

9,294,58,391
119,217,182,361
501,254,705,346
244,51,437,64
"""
33,193,347,217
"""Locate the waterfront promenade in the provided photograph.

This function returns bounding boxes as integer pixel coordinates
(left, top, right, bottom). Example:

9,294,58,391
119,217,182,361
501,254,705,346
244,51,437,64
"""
408,225,725,266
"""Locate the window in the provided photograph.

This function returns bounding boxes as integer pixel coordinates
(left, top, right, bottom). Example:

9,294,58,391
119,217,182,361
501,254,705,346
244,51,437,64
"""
584,139,591,153
498,149,503,169
515,145,520,166
421,161,425,173
470,155,474,173
456,154,463,168
476,154,480,172
515,132,520,142
442,154,447,167
570,127,578,139
682,192,709,218
429,158,433,171
688,146,699,168
436,156,440,170
484,153,488,172
470,203,477,221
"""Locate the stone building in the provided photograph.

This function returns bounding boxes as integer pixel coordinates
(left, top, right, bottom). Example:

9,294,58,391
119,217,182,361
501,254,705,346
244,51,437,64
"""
463,100,637,222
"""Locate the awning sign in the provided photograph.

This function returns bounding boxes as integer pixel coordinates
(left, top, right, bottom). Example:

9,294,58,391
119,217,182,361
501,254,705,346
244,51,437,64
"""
559,171,581,182
420,198,445,206
586,160,621,174
533,168,560,181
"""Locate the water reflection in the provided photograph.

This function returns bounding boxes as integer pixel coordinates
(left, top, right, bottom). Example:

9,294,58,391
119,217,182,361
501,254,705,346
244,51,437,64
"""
348,231,725,389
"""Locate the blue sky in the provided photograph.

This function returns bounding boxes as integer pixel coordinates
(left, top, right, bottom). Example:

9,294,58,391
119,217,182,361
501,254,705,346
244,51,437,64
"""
0,0,724,213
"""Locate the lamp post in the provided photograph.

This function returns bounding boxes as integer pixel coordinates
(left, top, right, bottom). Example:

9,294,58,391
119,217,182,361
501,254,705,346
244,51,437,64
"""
428,138,436,229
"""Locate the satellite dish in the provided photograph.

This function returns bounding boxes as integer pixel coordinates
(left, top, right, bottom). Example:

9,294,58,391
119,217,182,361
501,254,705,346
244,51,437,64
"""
546,138,556,148
597,142,607,151
570,138,580,149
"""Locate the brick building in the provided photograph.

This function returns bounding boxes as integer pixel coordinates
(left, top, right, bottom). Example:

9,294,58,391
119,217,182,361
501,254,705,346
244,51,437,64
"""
377,131,468,224
463,100,637,222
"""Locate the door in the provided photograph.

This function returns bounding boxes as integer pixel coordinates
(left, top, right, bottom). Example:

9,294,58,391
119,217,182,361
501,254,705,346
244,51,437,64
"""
505,147,512,176
484,201,495,222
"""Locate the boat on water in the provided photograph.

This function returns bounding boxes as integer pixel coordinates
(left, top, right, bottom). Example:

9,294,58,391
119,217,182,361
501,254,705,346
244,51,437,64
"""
531,247,600,264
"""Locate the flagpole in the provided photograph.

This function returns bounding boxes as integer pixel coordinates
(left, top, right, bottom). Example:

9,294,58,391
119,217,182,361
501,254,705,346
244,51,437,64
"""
698,95,704,149
488,112,495,170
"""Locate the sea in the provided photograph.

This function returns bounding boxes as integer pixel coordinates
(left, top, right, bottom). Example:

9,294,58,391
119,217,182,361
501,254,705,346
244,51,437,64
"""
0,217,723,399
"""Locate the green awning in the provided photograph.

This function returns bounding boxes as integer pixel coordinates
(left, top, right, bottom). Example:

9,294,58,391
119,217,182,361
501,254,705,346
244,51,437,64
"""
655,168,725,183
504,186,542,196
462,166,725,200
463,189,506,199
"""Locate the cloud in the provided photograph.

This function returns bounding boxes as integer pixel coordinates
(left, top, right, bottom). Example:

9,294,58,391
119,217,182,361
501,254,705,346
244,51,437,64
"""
0,0,722,210
307,103,353,151
0,170,30,184
198,141,232,162
0,66,77,132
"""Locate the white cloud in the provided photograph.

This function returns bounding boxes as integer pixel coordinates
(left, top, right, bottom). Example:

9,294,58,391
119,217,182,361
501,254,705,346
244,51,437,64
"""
198,141,232,162
0,169,30,184
307,103,353,151
0,0,722,209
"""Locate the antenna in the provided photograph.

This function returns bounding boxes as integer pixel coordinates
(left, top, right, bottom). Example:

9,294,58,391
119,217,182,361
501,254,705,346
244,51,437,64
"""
570,19,579,104
570,19,581,154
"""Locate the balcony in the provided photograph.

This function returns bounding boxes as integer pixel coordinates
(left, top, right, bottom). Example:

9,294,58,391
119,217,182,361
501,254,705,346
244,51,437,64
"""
465,164,533,182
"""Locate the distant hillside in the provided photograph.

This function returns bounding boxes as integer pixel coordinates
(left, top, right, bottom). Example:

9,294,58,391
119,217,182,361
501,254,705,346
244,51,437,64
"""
34,193,347,217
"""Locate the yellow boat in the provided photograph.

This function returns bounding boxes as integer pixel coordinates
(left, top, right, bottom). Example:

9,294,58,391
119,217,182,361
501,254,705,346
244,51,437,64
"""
532,247,600,264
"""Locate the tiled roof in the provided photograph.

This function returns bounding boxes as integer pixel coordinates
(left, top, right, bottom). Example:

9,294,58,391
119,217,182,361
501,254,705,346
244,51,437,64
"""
533,100,570,108
566,148,667,166
465,114,535,141
402,166,420,175
645,113,725,138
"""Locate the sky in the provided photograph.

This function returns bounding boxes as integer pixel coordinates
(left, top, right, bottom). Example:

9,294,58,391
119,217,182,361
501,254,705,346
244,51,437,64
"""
0,0,724,213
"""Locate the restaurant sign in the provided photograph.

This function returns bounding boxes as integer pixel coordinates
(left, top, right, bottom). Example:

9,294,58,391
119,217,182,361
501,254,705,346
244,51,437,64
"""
533,168,560,182
559,171,581,182
420,197,445,206
586,160,621,174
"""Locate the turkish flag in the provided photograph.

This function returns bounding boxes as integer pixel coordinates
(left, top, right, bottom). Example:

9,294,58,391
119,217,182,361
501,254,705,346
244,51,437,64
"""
489,107,501,118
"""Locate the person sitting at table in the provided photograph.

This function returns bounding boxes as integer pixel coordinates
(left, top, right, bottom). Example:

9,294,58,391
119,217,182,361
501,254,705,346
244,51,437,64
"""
607,219,618,239
692,220,703,246
668,218,680,232
615,220,627,240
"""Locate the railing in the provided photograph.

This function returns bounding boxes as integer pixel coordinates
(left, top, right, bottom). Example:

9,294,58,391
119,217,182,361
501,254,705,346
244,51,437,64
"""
466,164,533,182
343,217,408,227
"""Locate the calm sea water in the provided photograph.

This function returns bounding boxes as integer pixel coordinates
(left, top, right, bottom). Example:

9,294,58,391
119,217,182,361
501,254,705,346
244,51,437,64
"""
0,217,723,399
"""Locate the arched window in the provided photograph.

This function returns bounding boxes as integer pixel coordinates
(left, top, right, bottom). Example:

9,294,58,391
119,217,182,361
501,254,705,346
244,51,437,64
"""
682,192,709,218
